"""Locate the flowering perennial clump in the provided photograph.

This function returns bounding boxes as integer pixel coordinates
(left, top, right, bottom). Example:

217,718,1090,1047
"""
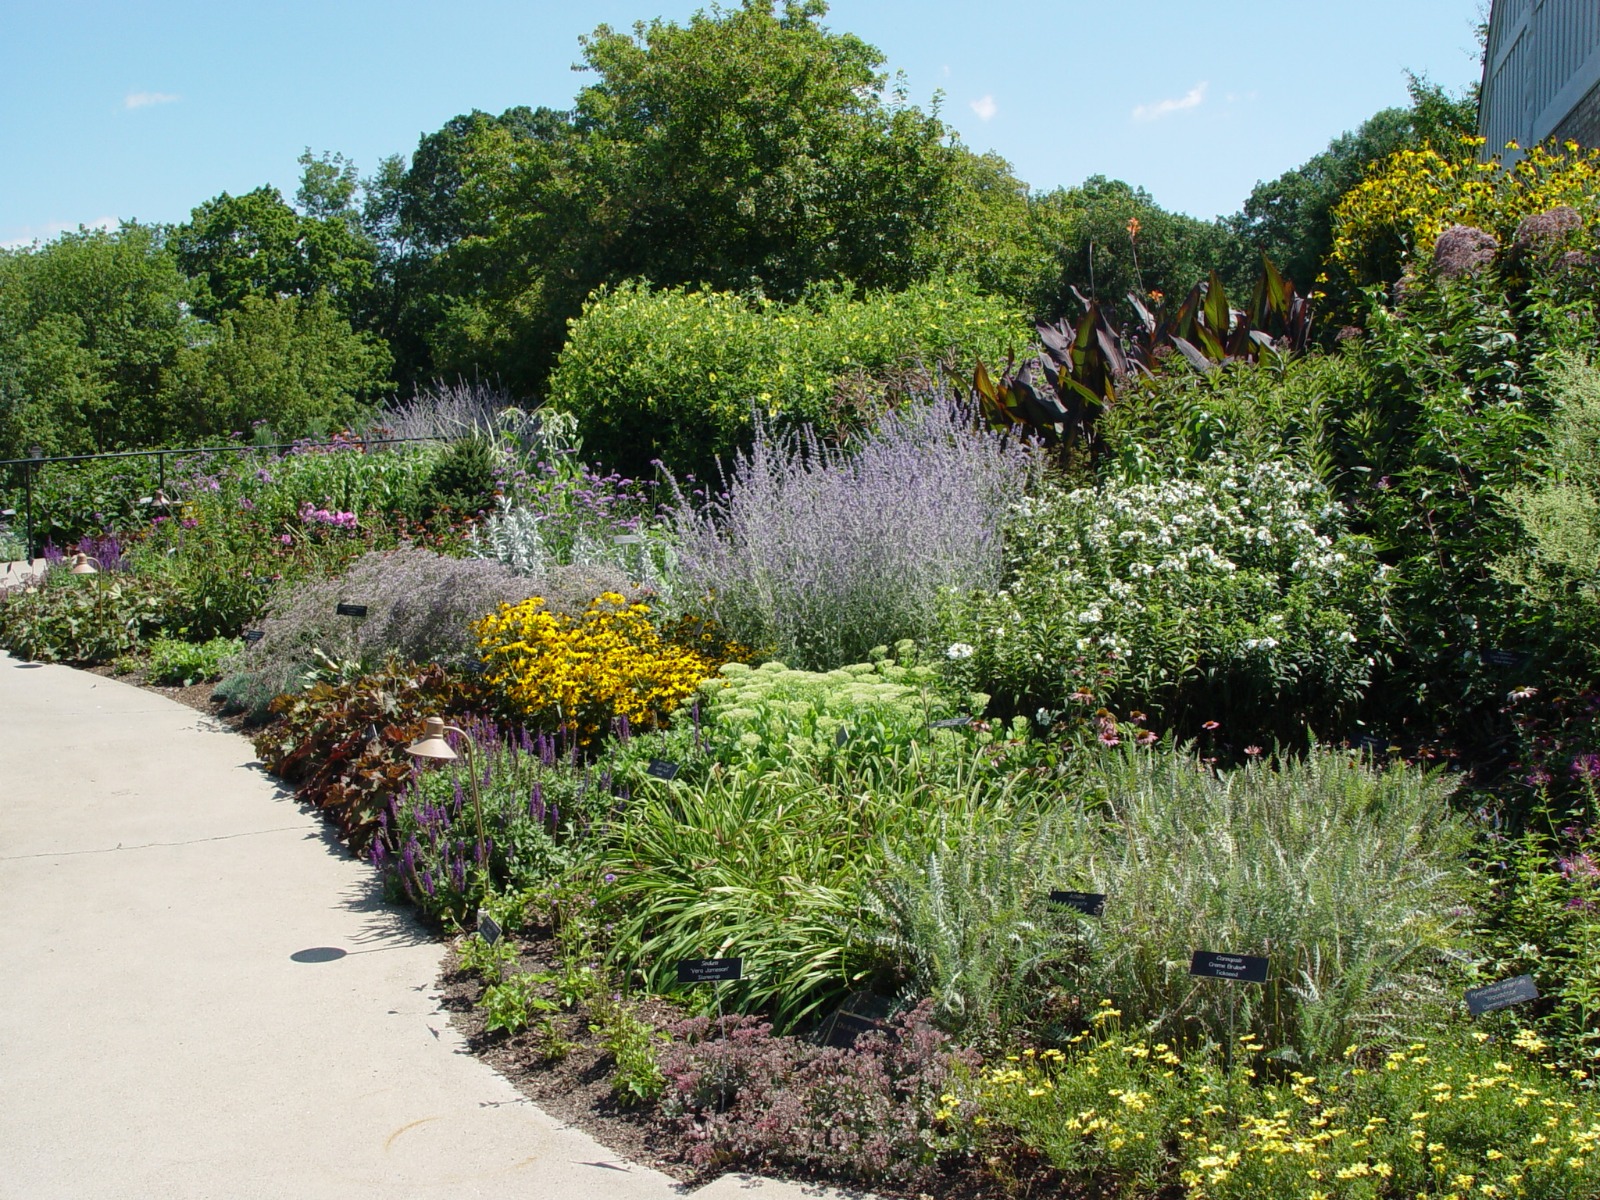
971,1019,1600,1200
943,454,1384,738
1324,137,1600,304
474,592,720,741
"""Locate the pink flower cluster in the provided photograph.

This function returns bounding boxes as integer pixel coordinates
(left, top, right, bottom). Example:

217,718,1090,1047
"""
297,502,357,529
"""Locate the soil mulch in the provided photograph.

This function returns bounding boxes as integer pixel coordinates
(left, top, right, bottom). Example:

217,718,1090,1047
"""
438,929,1085,1200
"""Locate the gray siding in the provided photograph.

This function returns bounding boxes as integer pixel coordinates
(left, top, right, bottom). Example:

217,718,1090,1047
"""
1480,0,1600,157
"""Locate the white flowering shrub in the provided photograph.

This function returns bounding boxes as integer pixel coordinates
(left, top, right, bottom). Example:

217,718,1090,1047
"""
941,456,1387,740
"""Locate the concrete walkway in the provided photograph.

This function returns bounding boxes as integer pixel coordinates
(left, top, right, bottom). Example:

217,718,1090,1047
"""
0,656,848,1200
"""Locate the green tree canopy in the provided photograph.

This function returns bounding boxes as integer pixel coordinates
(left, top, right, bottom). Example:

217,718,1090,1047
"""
1031,177,1246,327
0,223,195,457
173,163,378,324
393,0,1027,394
163,292,392,440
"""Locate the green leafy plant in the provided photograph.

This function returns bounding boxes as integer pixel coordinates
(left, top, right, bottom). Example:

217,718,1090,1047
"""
590,995,667,1104
697,649,977,770
457,932,519,983
139,634,242,686
548,277,1027,477
482,971,559,1035
0,570,177,663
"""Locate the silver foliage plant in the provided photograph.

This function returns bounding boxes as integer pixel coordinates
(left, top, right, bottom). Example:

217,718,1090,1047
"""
1078,744,1468,1058
669,397,1043,670
217,547,545,714
376,379,574,459
472,503,677,604
858,743,1468,1059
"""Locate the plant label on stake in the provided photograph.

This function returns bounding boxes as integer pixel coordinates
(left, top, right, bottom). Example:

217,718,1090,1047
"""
835,726,850,748
676,958,742,984
1465,974,1539,1017
677,958,743,1046
928,716,972,730
1190,951,1269,1070
1048,890,1106,917
242,630,265,644
1189,951,1270,983
335,602,368,618
646,758,680,781
1481,649,1529,670
477,911,502,946
611,534,644,545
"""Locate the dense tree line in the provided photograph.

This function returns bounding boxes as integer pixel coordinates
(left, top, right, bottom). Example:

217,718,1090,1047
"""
0,0,1476,460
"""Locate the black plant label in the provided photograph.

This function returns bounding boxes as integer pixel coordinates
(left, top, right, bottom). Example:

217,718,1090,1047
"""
1481,648,1529,669
335,602,368,618
1190,950,1269,983
928,715,972,729
477,912,502,946
677,957,742,984
242,630,265,644
646,758,680,780
1049,890,1106,917
1465,974,1538,1017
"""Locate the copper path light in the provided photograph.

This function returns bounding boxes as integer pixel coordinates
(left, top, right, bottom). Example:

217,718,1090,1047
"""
404,716,488,871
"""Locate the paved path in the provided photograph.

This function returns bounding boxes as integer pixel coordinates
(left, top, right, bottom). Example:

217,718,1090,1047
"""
0,656,846,1200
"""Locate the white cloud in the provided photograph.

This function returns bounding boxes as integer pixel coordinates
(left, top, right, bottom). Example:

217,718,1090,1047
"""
1131,81,1208,122
125,91,180,109
970,94,997,121
1,217,120,250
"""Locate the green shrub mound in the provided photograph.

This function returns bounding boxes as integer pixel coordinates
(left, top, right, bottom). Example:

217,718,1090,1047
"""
546,277,1027,476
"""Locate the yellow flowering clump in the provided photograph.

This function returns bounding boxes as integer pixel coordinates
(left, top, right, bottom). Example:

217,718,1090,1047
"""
473,592,723,742
969,1022,1600,1200
1323,137,1600,308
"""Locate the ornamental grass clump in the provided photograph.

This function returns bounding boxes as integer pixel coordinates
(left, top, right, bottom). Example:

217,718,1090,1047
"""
474,592,722,743
669,396,1042,670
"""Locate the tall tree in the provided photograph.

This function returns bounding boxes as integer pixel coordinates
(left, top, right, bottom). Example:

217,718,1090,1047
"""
173,157,379,326
0,223,195,456
411,0,1018,393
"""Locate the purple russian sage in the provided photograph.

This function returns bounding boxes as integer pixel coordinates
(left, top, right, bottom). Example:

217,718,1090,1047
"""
667,396,1041,669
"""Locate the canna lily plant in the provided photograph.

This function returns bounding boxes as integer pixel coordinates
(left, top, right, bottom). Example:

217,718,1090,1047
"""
972,256,1314,462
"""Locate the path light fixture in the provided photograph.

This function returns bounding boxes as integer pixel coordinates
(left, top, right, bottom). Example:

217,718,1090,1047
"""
68,554,100,575
404,716,487,871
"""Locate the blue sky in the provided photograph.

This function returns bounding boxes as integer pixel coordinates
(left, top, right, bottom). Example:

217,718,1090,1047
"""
0,0,1486,248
